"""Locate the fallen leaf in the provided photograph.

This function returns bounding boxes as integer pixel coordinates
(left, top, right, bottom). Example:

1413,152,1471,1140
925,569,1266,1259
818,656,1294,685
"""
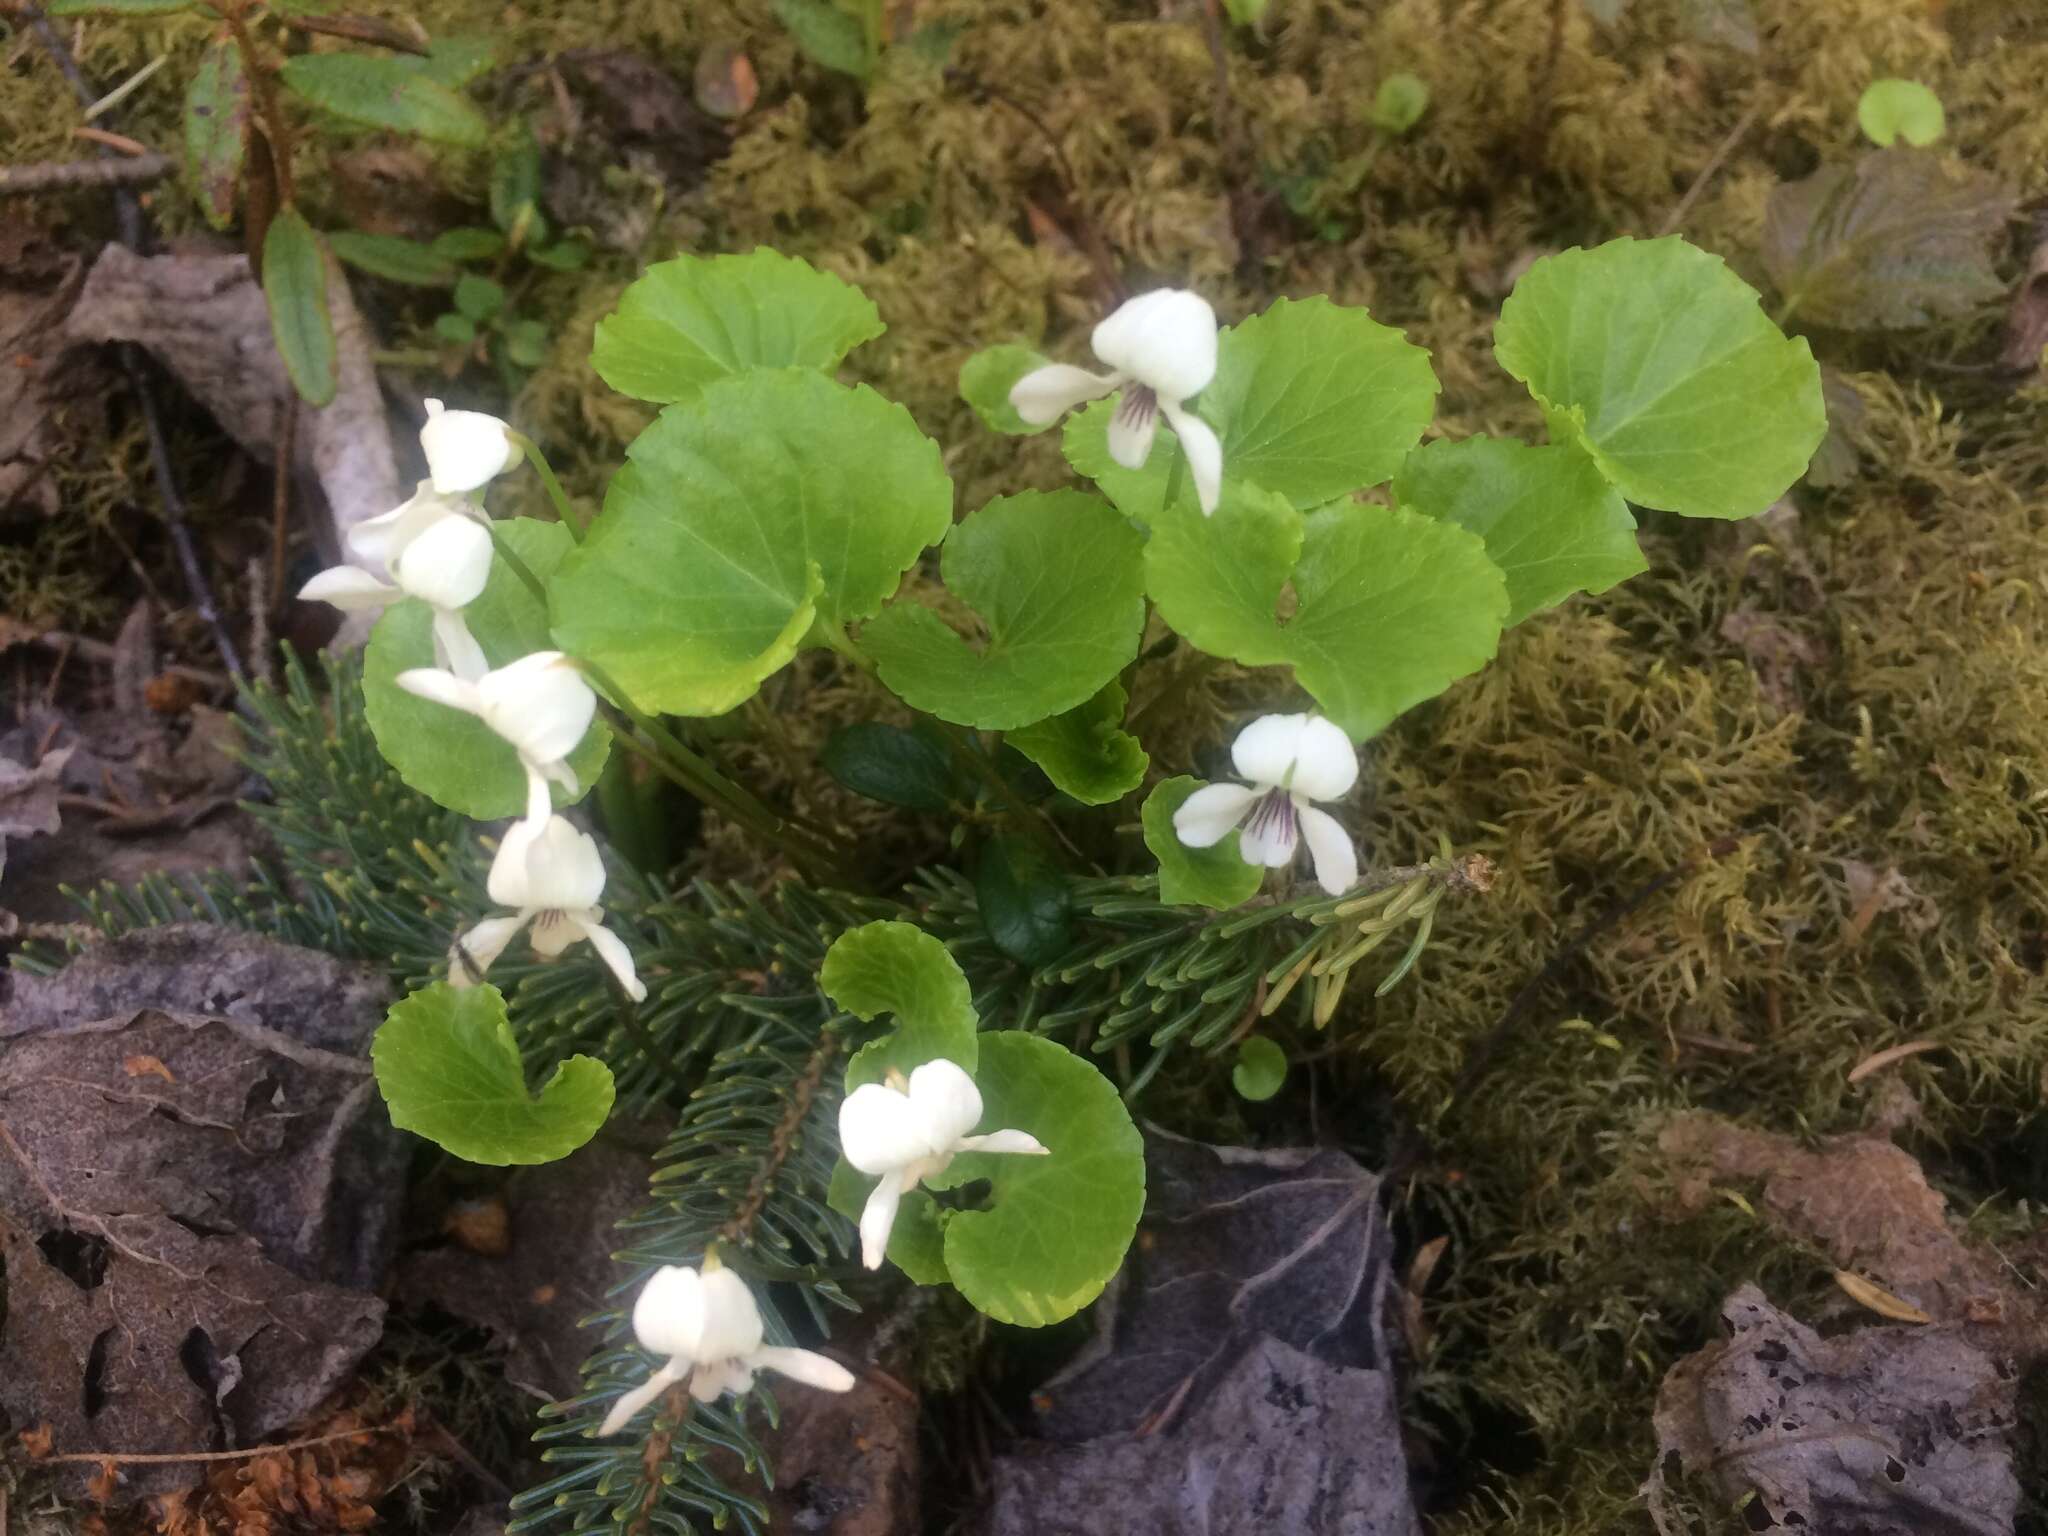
693,42,758,119
0,745,71,882
1832,1269,1932,1323
1763,148,2011,330
122,1053,177,1083
1846,1039,1944,1084
1997,217,2048,373
1647,1285,2021,1536
0,257,111,521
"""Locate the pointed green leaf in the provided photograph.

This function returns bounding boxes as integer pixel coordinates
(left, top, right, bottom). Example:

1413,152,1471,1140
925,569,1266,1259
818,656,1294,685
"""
392,34,501,89
328,231,456,286
260,208,336,408
551,369,950,715
975,836,1072,968
592,250,884,406
1006,682,1146,806
431,227,506,262
1144,484,1506,740
373,982,614,1165
490,118,543,236
1063,295,1439,514
820,723,956,811
860,491,1145,730
926,1032,1145,1327
1142,776,1263,909
825,921,980,1088
279,53,490,147
1394,436,1646,626
183,40,249,232
774,0,870,76
959,343,1052,435
364,518,610,820
1493,236,1825,521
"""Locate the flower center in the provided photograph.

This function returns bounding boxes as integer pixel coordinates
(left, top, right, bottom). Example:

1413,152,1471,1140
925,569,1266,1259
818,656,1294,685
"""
1115,384,1159,435
1244,788,1297,848
532,909,573,938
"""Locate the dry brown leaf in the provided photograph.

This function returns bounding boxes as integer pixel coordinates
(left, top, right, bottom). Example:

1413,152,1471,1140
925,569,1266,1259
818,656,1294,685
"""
1833,1269,1931,1323
122,1053,177,1083
693,42,758,119
1846,1039,1943,1085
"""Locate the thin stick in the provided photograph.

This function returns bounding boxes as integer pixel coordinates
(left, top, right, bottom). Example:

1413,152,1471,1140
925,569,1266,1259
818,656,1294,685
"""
82,54,167,121
268,392,298,623
35,1422,401,1466
27,10,248,682
0,154,174,194
1657,100,1761,237
70,125,152,156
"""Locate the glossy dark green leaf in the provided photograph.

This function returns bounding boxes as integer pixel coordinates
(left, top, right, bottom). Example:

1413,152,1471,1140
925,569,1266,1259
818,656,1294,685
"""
820,723,956,811
182,40,249,232
976,836,1071,967
260,208,336,408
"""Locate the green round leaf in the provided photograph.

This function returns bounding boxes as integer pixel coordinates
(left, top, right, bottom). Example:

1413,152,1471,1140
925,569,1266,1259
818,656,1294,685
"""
182,41,249,232
592,249,884,406
279,54,489,147
1231,1035,1288,1101
260,209,336,409
552,369,952,716
1062,296,1439,514
959,343,1052,435
1144,484,1507,741
454,273,506,322
1370,72,1430,134
861,491,1146,730
1394,436,1645,626
1857,78,1944,148
1493,236,1825,521
1142,776,1264,910
364,518,610,820
827,1160,949,1282
824,920,980,1088
373,982,615,1166
1006,682,1147,806
928,1032,1145,1327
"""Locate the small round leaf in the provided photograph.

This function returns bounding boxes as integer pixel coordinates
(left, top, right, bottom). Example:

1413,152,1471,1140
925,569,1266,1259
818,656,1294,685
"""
1857,78,1944,148
1231,1036,1288,1101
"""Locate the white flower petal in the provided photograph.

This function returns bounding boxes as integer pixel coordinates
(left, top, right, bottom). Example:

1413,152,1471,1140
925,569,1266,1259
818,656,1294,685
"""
515,816,606,909
1237,791,1300,868
348,480,461,569
751,1345,856,1394
597,1356,689,1437
571,911,647,1002
695,1268,766,1362
486,818,543,907
420,398,520,495
1008,363,1120,426
1288,715,1360,801
1105,387,1160,470
858,1168,907,1271
1231,713,1311,788
396,666,482,717
522,766,553,832
955,1129,1048,1156
430,609,490,682
393,513,493,610
1171,782,1257,847
1160,400,1223,517
298,566,399,611
906,1058,983,1148
1090,289,1218,401
838,1082,932,1175
450,913,530,986
474,652,596,766
631,1265,708,1359
689,1359,752,1402
1296,802,1358,896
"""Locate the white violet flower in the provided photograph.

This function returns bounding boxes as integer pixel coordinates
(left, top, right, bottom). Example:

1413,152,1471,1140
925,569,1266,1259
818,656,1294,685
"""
420,398,521,496
597,1263,854,1437
838,1058,1047,1271
451,814,645,1001
1008,288,1225,515
1172,713,1360,896
299,490,494,680
397,651,597,828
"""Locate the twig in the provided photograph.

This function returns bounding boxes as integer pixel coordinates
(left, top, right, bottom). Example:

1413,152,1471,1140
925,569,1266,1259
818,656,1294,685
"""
268,392,298,624
27,9,248,683
0,153,174,194
70,125,152,156
274,9,429,54
82,53,167,121
33,1421,402,1466
1657,100,1761,236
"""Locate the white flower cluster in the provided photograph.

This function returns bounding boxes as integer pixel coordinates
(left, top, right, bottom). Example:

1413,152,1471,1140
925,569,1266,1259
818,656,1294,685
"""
300,404,642,1002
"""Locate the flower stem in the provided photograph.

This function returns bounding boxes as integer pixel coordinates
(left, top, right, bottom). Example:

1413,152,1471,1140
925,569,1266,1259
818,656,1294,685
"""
510,431,585,540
